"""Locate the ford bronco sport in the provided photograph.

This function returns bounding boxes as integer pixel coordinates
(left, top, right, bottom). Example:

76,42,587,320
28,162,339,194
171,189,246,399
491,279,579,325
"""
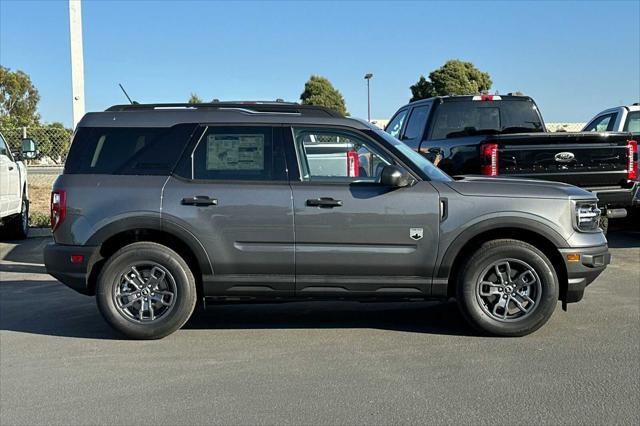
44,102,610,339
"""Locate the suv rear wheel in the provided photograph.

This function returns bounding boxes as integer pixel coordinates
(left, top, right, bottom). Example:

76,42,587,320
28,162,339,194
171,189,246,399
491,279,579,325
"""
96,242,197,339
456,239,559,337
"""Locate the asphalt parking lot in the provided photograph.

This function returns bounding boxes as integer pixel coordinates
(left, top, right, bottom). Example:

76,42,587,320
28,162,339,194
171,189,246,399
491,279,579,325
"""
1,230,639,425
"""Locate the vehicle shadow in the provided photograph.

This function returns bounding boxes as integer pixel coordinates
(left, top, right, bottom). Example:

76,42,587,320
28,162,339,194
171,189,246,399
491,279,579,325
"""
606,229,640,249
0,277,476,339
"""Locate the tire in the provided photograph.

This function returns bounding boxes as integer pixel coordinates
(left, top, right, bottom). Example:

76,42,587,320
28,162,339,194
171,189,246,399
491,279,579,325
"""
96,242,197,339
5,196,29,240
456,239,559,337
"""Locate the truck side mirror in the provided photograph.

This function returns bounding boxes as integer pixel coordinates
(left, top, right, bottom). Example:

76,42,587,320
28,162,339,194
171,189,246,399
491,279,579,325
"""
379,165,415,188
21,138,38,159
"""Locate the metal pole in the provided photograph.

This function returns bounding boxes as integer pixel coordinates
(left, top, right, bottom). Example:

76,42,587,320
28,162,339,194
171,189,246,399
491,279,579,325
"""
69,0,85,129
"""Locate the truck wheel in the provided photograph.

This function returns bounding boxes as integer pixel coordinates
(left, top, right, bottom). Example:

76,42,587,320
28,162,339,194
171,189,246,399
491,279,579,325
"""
5,197,29,240
96,242,197,339
456,239,559,337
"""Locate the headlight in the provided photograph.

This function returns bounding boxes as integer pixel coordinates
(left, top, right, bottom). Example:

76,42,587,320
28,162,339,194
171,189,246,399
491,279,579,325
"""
575,201,601,232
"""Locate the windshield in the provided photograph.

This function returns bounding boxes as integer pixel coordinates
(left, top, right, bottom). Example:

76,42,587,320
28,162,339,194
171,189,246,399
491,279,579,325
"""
370,127,452,182
430,100,544,140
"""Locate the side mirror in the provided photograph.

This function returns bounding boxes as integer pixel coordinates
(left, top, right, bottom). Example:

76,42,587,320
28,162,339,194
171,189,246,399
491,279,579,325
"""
21,138,38,159
379,165,415,188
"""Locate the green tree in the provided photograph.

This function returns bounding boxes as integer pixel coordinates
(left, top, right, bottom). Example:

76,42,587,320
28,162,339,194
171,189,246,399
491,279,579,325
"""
0,66,41,127
300,75,348,116
410,60,492,102
188,93,203,104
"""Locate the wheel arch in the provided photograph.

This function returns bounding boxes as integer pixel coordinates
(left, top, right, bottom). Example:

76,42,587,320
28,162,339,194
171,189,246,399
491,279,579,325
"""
84,218,212,298
436,220,569,301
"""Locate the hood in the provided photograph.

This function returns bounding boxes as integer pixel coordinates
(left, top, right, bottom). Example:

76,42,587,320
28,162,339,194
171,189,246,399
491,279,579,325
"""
445,175,596,200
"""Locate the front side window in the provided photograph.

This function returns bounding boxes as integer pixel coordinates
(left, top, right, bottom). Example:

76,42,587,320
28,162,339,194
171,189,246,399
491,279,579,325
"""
584,113,617,132
623,111,640,132
385,109,408,139
190,126,286,181
293,128,394,183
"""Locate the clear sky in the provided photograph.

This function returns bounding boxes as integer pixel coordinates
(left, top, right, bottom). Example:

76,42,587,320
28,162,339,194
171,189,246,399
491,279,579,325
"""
1,0,639,127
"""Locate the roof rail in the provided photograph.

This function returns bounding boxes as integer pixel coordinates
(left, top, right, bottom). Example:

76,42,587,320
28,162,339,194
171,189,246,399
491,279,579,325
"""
105,102,343,117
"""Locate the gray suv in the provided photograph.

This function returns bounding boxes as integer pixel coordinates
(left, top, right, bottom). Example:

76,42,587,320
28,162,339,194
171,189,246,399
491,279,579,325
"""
44,102,610,339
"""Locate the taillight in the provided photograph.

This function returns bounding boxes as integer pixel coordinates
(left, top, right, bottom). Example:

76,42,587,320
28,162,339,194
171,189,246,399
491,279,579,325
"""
51,190,66,232
347,150,359,177
480,143,499,176
627,140,638,180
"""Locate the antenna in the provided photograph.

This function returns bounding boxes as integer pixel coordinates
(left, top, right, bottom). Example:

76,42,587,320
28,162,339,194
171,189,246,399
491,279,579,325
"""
118,83,136,104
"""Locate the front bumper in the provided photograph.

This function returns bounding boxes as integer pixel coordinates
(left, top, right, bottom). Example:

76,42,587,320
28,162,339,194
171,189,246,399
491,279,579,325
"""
44,243,100,295
559,244,611,303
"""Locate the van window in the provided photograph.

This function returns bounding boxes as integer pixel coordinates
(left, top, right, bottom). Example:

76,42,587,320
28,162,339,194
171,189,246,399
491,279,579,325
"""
64,124,197,175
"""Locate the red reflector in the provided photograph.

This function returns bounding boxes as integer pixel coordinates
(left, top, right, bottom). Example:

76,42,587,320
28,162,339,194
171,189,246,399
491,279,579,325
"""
627,140,638,181
70,255,84,264
346,150,359,177
480,143,499,176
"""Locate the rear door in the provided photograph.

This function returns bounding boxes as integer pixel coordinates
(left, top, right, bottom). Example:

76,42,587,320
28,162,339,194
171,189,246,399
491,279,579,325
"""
162,125,295,298
287,126,440,297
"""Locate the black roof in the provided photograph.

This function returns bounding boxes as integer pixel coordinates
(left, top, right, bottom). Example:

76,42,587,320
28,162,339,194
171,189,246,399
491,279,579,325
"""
79,102,366,129
106,102,343,118
404,94,533,107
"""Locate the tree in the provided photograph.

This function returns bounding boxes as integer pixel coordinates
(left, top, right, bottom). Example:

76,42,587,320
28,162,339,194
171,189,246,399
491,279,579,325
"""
0,66,41,127
188,93,203,104
410,60,492,102
300,75,348,116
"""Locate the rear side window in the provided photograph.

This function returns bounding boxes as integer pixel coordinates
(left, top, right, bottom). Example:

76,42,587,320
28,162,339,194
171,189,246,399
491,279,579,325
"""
623,111,640,132
429,100,544,140
402,105,430,142
584,113,617,132
64,124,196,175
185,126,287,181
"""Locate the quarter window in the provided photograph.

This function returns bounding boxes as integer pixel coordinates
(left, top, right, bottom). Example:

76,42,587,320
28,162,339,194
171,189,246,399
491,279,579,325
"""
293,128,394,183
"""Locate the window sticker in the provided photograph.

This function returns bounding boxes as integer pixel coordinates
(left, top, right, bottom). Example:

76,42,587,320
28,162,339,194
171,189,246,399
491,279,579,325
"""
206,134,265,171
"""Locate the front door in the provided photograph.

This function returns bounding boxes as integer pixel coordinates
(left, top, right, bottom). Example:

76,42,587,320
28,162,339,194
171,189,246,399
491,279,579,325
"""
287,127,440,297
162,125,294,298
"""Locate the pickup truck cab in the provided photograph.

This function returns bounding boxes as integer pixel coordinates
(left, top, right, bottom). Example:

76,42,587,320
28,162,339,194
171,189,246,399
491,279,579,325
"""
44,102,610,339
0,132,30,239
386,95,638,232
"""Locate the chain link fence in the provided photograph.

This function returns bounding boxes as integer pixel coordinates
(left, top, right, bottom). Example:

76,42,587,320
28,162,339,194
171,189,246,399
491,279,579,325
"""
1,126,73,166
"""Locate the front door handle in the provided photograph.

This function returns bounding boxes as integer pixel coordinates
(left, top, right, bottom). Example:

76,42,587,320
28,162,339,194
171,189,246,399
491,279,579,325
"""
181,196,218,206
8,165,14,171
306,197,343,208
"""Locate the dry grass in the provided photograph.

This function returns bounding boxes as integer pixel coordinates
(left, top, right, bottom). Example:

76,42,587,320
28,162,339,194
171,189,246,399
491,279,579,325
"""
28,183,53,217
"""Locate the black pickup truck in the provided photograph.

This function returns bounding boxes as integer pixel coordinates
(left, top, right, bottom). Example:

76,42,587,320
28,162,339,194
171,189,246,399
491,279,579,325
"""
386,95,638,228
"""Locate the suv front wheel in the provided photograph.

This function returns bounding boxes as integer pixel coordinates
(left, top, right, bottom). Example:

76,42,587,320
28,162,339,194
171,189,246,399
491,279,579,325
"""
96,242,197,339
456,239,559,337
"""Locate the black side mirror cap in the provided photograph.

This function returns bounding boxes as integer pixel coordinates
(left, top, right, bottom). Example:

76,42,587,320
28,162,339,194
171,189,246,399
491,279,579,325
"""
379,165,416,188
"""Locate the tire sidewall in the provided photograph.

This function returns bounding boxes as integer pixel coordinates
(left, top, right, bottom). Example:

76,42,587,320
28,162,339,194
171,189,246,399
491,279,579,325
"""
458,242,559,336
96,243,196,339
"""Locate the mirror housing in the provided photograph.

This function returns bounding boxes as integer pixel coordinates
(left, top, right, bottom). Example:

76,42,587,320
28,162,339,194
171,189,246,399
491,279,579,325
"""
21,138,38,160
379,165,415,188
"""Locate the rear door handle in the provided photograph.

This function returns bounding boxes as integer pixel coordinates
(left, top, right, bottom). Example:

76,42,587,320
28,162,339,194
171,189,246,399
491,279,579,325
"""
181,196,218,206
306,197,343,208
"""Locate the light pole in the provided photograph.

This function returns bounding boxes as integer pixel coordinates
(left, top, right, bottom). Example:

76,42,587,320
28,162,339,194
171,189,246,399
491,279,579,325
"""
364,73,373,122
69,0,85,129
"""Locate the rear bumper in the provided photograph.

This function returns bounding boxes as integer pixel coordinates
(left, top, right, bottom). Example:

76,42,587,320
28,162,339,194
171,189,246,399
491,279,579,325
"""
587,182,639,209
44,243,99,295
559,244,610,303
